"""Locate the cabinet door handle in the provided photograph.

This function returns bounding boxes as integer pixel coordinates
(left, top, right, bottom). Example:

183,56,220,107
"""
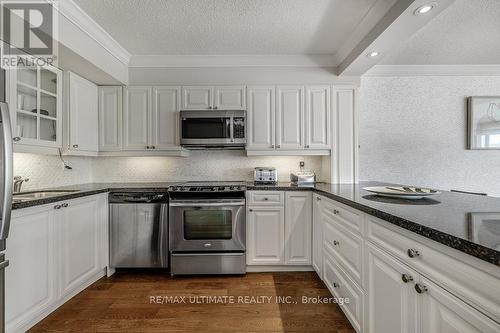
62,203,69,208
13,137,21,142
401,274,414,283
72,144,78,149
333,282,340,288
407,249,420,258
333,240,340,246
333,209,340,215
54,204,61,210
415,283,428,294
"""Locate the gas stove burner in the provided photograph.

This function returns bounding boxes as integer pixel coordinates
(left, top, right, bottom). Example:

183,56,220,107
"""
168,181,247,193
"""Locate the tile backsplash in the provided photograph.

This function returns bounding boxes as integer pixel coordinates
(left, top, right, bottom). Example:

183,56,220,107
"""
14,151,325,190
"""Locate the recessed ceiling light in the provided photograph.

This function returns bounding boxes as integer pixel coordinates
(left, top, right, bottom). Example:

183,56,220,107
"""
414,3,436,15
367,51,380,58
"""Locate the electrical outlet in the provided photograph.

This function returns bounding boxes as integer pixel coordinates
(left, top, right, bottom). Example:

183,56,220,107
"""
299,161,305,168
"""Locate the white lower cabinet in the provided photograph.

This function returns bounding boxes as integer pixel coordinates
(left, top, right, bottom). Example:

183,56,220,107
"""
419,277,500,333
5,194,108,333
315,193,500,333
365,242,418,333
57,196,104,298
246,191,312,267
5,207,56,333
284,192,311,265
247,207,284,265
312,194,323,276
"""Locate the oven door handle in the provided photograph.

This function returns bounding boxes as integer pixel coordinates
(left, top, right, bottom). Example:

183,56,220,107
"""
169,201,245,207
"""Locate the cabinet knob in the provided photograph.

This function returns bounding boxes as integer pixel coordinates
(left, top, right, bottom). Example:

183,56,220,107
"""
333,240,340,246
401,274,414,283
316,197,321,201
333,209,340,215
209,106,213,110
213,106,218,110
13,137,21,142
407,249,420,258
249,209,253,212
305,145,309,148
62,203,69,208
264,197,268,201
151,146,156,149
415,283,428,294
54,204,61,210
276,145,281,149
73,144,79,149
333,282,340,288
271,145,275,149
146,146,150,149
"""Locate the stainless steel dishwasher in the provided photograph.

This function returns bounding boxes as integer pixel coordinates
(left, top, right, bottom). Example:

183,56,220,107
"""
109,192,169,268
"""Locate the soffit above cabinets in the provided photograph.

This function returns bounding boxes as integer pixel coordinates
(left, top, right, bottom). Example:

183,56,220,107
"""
72,0,391,62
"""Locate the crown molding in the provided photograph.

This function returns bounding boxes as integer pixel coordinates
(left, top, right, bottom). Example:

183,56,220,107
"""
129,55,337,68
364,65,500,77
54,0,131,65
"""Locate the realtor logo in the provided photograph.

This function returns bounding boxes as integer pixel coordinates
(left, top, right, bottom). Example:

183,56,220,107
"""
1,0,58,68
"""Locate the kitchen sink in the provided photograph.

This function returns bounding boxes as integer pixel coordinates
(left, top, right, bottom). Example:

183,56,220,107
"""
13,190,80,202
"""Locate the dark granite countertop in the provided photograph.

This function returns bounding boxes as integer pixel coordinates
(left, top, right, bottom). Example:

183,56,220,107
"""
248,181,500,266
11,181,500,266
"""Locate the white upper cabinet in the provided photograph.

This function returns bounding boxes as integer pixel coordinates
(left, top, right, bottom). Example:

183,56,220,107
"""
246,86,275,150
7,65,63,149
276,85,304,150
68,72,99,152
181,86,213,110
284,192,312,265
214,86,246,110
123,87,151,150
98,86,123,151
151,87,180,149
305,85,330,149
181,85,245,110
246,85,330,155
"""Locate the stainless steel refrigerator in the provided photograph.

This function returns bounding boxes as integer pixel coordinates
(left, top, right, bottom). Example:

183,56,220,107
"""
0,64,14,333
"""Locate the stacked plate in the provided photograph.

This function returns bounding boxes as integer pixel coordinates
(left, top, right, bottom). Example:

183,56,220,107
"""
363,186,441,200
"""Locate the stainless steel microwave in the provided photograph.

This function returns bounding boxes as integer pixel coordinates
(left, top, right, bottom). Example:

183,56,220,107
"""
180,110,246,149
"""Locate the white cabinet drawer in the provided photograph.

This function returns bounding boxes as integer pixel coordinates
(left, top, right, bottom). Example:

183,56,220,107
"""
320,197,363,234
367,216,500,323
323,213,364,287
323,250,364,333
247,191,284,206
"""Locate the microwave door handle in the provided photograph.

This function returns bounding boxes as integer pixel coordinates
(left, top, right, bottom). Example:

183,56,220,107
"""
0,103,13,241
226,117,232,139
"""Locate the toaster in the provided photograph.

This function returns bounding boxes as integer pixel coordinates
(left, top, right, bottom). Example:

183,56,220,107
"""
254,167,278,184
290,171,316,185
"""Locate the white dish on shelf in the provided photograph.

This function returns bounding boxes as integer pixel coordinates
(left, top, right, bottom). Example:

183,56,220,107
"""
363,186,441,200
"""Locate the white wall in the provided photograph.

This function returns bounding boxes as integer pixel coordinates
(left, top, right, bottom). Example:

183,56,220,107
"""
359,76,500,197
14,151,324,190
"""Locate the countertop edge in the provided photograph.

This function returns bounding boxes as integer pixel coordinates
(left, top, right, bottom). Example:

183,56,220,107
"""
11,184,500,267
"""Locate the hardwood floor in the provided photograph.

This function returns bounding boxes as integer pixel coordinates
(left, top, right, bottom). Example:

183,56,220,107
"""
30,271,355,333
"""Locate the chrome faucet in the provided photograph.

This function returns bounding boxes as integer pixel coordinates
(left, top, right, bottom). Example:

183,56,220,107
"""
13,176,29,193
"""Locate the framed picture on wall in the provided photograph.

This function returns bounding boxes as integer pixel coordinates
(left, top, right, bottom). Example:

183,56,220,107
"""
467,96,500,149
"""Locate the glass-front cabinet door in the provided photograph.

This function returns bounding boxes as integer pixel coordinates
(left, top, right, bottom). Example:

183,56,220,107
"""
7,64,62,148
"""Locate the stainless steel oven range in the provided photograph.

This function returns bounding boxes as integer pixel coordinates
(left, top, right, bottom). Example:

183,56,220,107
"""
168,182,246,275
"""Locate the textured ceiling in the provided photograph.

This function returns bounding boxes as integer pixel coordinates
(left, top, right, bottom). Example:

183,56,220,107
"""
73,0,382,55
382,0,500,65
